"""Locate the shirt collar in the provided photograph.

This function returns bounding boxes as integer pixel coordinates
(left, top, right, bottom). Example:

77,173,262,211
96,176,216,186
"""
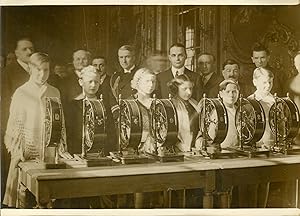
254,90,275,103
99,74,106,85
17,59,30,73
171,66,185,77
124,65,136,73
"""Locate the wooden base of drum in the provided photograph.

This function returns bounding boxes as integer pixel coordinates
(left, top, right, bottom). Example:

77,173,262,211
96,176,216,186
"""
146,152,184,162
109,152,155,164
207,149,237,159
74,153,112,167
272,145,300,155
228,147,270,158
40,161,67,169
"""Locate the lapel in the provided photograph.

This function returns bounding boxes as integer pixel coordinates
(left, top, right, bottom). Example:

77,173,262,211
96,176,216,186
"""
164,68,174,82
205,72,218,88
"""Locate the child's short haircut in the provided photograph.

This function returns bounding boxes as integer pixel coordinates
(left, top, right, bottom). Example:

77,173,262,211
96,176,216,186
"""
253,67,274,80
29,52,49,68
80,65,100,79
219,79,240,92
131,67,155,90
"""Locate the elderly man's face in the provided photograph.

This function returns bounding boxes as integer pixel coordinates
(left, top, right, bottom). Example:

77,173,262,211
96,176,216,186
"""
197,54,214,75
118,49,135,71
73,50,90,71
15,40,34,64
252,51,270,68
92,58,106,76
222,64,240,81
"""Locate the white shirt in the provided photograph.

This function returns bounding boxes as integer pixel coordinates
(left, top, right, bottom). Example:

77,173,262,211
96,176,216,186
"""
171,66,185,78
17,59,30,73
124,65,136,73
220,106,239,149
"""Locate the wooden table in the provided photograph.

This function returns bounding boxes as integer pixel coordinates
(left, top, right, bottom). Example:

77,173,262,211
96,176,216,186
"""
18,155,300,209
212,155,300,208
18,159,218,208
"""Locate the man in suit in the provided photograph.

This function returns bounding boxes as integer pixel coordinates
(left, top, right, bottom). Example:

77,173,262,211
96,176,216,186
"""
197,53,223,98
1,37,34,204
222,59,252,97
251,43,286,97
109,45,139,116
60,49,91,108
157,43,200,100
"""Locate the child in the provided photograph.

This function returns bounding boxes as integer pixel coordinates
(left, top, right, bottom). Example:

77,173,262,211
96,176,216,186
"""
167,74,200,152
3,52,69,208
239,67,275,208
196,79,240,152
218,79,240,149
167,74,201,208
248,67,275,149
66,65,116,155
130,68,156,154
65,65,115,208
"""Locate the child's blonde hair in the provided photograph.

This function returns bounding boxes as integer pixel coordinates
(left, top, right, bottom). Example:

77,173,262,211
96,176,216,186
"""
29,52,49,67
253,67,274,80
131,67,156,90
80,65,100,79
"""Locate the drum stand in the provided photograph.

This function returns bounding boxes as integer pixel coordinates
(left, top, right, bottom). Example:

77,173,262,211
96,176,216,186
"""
270,94,300,155
41,145,67,169
109,96,153,165
146,144,184,162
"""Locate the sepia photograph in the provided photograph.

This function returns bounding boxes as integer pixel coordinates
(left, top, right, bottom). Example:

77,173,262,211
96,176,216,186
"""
1,2,300,215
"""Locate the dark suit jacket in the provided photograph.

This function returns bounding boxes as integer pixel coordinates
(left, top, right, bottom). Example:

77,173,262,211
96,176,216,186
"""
1,60,30,132
110,66,139,100
59,72,82,109
157,67,201,100
199,72,223,99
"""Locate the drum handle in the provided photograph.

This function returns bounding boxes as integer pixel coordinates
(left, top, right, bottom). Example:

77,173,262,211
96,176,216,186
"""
118,94,123,156
203,94,207,151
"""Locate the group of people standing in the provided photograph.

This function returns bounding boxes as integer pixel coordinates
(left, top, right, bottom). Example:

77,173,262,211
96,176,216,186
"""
1,37,300,208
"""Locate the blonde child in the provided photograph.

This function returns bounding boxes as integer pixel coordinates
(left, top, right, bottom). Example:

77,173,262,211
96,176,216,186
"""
239,67,275,208
248,67,275,149
3,53,69,208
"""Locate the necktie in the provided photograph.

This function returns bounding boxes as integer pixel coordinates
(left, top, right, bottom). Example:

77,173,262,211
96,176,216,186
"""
175,71,179,78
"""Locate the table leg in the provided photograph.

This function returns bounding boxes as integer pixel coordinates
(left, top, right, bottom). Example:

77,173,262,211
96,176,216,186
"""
134,192,144,208
17,183,36,208
218,192,230,208
203,192,213,208
163,190,172,208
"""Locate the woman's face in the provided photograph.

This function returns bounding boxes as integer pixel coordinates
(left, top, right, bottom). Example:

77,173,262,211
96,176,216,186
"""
178,81,193,101
30,62,50,86
220,83,239,106
137,74,156,95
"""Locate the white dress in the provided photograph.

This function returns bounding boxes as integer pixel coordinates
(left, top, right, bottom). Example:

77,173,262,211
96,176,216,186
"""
3,80,67,207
